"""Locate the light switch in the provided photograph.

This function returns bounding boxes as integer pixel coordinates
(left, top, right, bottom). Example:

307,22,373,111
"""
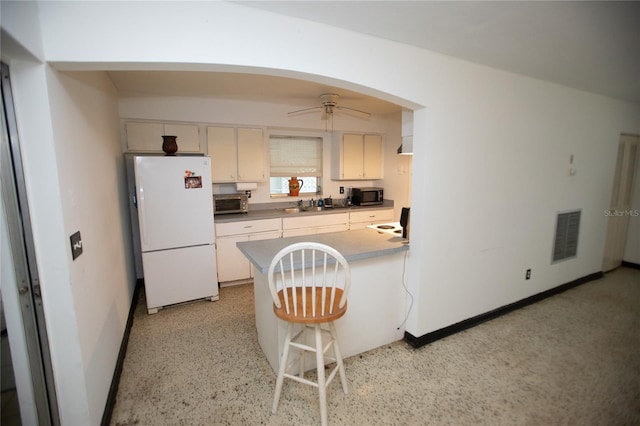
70,231,83,260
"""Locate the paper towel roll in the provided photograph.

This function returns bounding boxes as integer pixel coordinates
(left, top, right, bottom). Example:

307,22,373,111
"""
236,182,258,191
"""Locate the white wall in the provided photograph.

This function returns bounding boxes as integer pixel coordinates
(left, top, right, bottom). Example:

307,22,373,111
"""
3,4,136,423
47,69,134,423
0,0,44,62
2,1,640,422
0,61,133,424
5,58,92,424
410,71,640,334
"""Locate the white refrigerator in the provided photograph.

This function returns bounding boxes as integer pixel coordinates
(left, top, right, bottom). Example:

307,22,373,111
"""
134,155,218,314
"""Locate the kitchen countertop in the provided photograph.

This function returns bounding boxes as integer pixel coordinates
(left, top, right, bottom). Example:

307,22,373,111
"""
236,228,409,275
214,199,395,223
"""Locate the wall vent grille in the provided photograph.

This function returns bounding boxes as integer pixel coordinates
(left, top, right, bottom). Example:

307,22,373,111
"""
552,210,581,263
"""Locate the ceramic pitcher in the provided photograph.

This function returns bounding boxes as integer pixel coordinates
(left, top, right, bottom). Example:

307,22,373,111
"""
288,177,303,196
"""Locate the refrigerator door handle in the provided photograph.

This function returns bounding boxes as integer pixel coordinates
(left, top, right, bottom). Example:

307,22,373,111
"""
132,186,137,208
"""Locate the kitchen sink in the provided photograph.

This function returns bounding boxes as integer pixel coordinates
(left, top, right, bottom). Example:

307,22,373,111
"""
280,206,325,214
282,207,304,214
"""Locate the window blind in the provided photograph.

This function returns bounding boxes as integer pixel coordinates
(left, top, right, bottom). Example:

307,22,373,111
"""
270,136,322,177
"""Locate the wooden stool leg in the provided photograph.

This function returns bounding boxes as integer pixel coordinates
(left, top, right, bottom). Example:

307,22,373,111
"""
272,322,293,414
314,324,328,426
330,321,348,394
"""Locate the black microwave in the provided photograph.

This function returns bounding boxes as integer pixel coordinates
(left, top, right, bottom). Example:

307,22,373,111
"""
351,187,384,206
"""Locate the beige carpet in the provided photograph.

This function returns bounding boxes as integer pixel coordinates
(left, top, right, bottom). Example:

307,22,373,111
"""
111,267,640,425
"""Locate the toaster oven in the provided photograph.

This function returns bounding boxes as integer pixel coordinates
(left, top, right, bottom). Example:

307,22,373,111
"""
213,193,249,215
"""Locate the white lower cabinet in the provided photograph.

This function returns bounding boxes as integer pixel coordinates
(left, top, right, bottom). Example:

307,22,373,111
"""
282,213,349,238
215,218,281,285
349,208,394,230
216,209,392,283
215,235,251,283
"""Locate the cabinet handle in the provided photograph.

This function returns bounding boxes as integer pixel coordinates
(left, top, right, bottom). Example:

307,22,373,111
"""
244,225,253,228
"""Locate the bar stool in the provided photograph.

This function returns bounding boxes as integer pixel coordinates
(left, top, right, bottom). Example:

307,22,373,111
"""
267,242,351,426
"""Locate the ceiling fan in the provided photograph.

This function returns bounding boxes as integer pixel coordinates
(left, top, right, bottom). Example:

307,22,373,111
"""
288,93,372,122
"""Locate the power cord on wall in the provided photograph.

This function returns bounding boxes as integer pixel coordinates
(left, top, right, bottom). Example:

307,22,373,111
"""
397,250,414,330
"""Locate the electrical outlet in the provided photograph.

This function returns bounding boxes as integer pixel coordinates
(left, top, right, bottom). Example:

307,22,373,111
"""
70,231,83,260
525,269,531,280
340,186,344,194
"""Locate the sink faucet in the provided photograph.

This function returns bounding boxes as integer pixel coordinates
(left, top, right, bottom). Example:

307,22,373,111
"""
308,198,316,207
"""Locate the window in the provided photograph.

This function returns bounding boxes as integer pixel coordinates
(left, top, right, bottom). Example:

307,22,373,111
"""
269,135,323,196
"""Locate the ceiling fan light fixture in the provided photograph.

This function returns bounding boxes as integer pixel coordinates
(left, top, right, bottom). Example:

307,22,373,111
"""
287,93,372,125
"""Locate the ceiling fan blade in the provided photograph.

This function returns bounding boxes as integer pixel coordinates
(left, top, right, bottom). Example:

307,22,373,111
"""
334,106,371,120
287,106,323,116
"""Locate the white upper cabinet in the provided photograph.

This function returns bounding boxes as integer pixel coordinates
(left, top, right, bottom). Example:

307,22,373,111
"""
237,128,266,182
208,126,237,182
164,124,200,152
208,126,266,183
126,121,200,153
332,133,384,180
363,134,383,179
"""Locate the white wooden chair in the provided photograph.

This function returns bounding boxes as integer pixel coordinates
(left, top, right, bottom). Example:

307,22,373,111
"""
267,242,351,426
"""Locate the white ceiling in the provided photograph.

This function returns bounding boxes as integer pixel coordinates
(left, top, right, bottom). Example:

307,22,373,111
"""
109,1,640,109
239,1,640,104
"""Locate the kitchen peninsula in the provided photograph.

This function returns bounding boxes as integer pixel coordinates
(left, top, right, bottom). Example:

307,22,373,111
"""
237,229,409,373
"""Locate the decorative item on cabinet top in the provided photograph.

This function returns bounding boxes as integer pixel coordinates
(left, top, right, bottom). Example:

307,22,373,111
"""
125,121,200,153
162,135,178,156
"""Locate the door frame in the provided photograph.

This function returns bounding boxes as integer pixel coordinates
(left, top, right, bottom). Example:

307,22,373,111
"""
602,133,640,271
1,62,60,425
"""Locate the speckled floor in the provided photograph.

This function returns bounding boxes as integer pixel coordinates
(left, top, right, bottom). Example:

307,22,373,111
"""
110,267,640,425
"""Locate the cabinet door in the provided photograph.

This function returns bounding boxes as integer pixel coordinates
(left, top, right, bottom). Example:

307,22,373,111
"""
216,218,281,237
216,234,251,283
350,208,394,226
126,122,164,152
363,134,383,179
165,124,200,152
208,127,237,182
282,213,349,230
342,134,364,179
237,128,265,182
